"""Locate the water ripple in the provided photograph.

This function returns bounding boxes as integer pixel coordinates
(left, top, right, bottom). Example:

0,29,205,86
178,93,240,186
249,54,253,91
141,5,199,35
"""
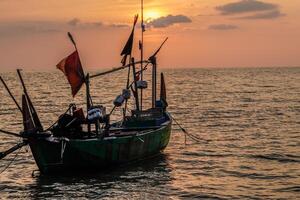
0,68,300,199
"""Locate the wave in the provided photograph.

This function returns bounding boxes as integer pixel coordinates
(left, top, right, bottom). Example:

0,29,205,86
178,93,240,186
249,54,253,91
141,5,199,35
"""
250,153,300,163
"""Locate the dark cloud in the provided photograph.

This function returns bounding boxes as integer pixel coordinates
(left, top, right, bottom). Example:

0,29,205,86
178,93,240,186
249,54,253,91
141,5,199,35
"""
67,18,103,28
216,0,278,15
66,19,128,29
0,19,128,37
108,23,129,28
0,21,61,36
147,15,192,28
91,22,104,27
198,14,215,17
68,18,80,26
236,9,285,19
216,0,285,20
208,24,239,30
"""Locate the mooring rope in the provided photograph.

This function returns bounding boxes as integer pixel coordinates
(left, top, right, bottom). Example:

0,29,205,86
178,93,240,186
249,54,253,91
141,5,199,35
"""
170,114,210,144
0,146,22,175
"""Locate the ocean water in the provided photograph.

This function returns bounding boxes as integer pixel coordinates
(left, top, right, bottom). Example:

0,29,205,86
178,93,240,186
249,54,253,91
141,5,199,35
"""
0,67,299,199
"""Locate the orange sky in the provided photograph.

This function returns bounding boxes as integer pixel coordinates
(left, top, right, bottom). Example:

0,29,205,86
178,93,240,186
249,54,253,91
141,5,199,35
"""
0,0,299,70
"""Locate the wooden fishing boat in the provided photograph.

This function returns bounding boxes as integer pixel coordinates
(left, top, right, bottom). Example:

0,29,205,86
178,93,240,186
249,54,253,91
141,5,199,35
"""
0,2,173,174
27,112,172,174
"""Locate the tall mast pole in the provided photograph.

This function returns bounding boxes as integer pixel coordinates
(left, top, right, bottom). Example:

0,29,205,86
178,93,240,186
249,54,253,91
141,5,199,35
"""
140,0,144,111
86,73,91,135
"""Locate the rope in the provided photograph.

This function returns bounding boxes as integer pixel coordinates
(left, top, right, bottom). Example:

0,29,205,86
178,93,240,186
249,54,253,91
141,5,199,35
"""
0,146,22,174
46,105,73,131
170,114,210,144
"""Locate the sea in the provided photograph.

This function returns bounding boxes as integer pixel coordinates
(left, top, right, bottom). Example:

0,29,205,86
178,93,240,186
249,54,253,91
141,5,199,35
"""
0,67,299,199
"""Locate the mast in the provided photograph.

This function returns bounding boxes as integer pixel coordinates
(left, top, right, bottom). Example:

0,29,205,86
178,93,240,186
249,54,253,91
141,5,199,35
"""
66,32,91,134
151,57,157,108
148,38,168,108
17,69,43,131
140,0,144,111
132,58,140,111
86,73,91,134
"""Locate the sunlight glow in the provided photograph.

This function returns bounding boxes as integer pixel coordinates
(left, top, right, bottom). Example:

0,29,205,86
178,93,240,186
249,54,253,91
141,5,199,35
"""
144,10,162,21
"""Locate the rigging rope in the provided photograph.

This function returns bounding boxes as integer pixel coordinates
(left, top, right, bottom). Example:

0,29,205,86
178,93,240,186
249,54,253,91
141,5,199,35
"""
170,114,211,144
0,146,22,175
46,105,74,131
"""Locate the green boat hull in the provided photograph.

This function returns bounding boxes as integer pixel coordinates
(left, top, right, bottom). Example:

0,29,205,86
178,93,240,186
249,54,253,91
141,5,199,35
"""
28,121,172,174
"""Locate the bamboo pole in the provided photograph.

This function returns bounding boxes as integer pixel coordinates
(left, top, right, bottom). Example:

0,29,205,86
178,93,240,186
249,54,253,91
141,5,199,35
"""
151,57,157,108
0,142,27,160
0,76,22,113
86,74,91,135
90,60,149,79
140,0,144,111
0,129,23,138
131,58,140,111
123,57,131,119
17,69,43,130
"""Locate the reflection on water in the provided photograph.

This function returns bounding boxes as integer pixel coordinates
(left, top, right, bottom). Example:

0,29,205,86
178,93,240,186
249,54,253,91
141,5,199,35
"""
0,67,300,199
28,155,172,199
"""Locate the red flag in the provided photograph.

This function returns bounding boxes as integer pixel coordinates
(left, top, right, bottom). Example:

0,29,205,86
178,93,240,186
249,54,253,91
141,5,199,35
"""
57,51,85,97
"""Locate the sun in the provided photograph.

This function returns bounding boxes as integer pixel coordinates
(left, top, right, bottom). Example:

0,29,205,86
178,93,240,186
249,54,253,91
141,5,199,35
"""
144,10,162,21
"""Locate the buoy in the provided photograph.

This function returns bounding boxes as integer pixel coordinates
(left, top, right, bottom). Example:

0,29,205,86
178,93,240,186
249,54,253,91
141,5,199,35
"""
122,89,131,100
137,80,148,89
87,107,106,121
114,95,125,107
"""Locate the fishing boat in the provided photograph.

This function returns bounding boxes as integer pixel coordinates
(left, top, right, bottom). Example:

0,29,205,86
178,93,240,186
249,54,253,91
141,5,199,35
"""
0,3,173,174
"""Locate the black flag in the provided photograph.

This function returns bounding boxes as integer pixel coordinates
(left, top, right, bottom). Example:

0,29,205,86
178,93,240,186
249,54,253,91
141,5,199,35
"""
121,15,138,66
160,73,168,108
160,73,166,102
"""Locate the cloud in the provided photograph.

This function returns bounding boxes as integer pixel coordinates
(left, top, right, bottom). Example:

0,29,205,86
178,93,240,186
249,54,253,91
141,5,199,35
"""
108,23,129,28
68,18,80,26
216,0,278,15
0,19,129,37
216,0,285,20
208,24,239,30
67,18,103,28
0,21,61,36
147,15,192,28
67,18,129,29
236,9,285,19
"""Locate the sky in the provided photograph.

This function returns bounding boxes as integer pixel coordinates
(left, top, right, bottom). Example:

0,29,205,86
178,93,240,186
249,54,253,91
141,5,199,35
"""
0,0,299,70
